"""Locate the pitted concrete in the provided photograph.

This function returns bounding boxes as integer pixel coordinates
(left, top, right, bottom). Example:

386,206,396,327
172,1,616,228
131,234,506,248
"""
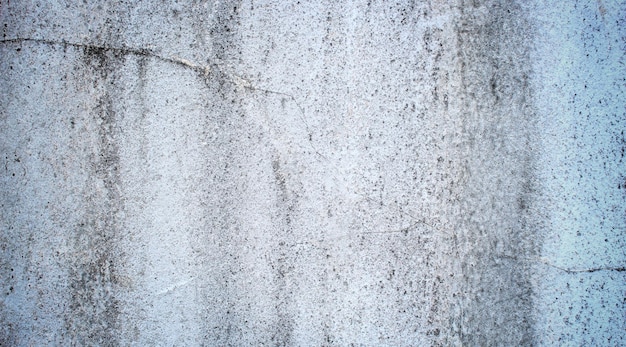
1,1,624,346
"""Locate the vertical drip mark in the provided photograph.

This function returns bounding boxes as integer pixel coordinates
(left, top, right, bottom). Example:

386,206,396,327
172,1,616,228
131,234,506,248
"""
271,157,295,346
198,1,249,345
65,47,122,346
451,1,538,345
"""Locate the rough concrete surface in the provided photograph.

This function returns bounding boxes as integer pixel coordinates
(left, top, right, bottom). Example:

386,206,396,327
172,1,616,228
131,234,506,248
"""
0,0,624,346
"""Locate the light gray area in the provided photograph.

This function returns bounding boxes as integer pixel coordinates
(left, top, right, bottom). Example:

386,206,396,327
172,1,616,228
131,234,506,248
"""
527,1,626,345
0,0,624,346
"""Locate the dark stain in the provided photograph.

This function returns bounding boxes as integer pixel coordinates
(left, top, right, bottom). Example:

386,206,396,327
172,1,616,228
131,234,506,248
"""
210,0,243,63
272,159,288,203
270,157,295,345
83,46,108,72
195,0,244,103
618,130,626,163
272,309,295,347
64,46,122,346
0,321,17,347
490,74,500,103
323,332,334,346
452,1,538,345
196,2,253,344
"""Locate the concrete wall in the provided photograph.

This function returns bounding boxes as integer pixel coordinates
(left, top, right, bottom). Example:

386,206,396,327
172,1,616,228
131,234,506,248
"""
1,0,623,345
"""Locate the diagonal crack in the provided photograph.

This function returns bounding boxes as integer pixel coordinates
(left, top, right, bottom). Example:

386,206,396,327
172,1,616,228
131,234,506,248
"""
2,37,323,154
0,37,302,101
538,258,626,273
0,37,213,75
361,219,437,236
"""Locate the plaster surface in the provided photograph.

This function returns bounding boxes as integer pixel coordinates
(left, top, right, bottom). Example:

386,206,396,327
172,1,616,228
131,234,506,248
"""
1,1,624,346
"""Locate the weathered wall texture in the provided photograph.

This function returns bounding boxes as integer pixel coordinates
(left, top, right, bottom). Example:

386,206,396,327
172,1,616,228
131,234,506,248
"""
0,0,624,346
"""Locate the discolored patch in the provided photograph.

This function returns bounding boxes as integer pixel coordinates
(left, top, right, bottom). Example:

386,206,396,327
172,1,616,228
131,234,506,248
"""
451,1,538,345
64,45,123,346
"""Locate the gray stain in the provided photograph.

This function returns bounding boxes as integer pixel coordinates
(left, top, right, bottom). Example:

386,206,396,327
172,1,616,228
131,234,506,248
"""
270,156,295,346
452,2,538,345
64,46,123,347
